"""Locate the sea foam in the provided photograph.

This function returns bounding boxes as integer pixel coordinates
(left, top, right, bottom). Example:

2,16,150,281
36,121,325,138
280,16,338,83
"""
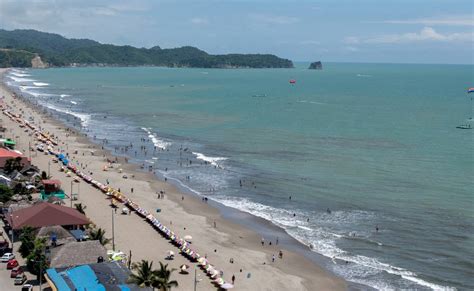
215,196,453,290
43,104,91,126
192,152,227,167
33,82,49,87
141,127,171,150
10,72,31,77
8,76,36,82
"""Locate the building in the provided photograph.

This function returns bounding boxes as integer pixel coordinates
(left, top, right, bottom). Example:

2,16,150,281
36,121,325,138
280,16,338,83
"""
6,202,90,230
49,240,107,268
40,179,66,200
0,147,30,168
45,261,152,291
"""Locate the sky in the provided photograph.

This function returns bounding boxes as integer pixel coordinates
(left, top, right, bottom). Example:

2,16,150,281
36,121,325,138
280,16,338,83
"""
0,0,473,64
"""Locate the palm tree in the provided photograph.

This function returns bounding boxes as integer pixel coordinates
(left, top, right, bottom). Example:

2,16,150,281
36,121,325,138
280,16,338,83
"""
89,227,111,246
74,203,87,214
128,260,157,288
154,262,178,291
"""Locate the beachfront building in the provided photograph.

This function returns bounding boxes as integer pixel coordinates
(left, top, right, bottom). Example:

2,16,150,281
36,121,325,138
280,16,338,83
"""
0,147,30,168
6,202,89,231
45,261,151,291
49,240,107,268
40,179,66,200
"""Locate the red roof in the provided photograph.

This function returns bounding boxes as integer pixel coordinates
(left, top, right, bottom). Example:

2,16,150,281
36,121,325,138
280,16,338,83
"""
42,179,62,186
0,148,22,158
7,203,90,230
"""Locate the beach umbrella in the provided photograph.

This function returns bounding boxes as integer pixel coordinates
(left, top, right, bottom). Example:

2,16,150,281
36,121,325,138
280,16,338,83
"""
180,264,189,271
167,250,175,256
184,235,192,242
220,283,234,289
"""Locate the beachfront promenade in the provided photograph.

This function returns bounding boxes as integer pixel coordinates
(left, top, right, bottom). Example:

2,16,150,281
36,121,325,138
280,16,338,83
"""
0,69,346,291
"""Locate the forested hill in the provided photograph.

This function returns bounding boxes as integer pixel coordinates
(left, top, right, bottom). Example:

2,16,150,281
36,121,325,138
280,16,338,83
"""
0,29,293,68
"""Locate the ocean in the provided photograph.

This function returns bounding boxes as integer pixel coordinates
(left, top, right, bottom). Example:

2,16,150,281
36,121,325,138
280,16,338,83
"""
4,63,473,290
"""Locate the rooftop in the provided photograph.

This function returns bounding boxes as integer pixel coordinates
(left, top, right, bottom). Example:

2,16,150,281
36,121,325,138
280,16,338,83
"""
7,202,90,230
46,262,151,291
0,147,22,158
50,240,107,268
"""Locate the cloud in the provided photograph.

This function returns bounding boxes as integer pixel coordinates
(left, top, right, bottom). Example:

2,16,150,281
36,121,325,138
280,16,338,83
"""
344,46,359,52
343,36,360,44
365,27,473,43
378,15,474,27
190,17,209,25
249,13,300,25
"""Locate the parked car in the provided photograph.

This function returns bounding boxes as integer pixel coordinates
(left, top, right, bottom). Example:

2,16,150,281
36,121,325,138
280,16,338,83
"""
0,246,12,256
14,273,27,285
0,252,14,262
7,259,19,269
21,284,33,291
10,266,24,278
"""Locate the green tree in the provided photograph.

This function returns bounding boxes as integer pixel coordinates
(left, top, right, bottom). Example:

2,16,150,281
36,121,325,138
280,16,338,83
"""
26,238,49,281
4,157,24,174
0,184,13,203
154,262,178,291
74,203,87,215
89,227,111,246
128,260,157,288
19,226,35,258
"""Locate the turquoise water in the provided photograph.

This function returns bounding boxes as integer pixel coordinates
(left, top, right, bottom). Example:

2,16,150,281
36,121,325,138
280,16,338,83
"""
5,63,473,290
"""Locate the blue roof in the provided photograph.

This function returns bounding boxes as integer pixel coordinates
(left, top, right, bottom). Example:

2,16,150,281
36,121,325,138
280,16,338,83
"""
46,269,71,291
66,265,106,291
69,229,86,241
47,262,149,291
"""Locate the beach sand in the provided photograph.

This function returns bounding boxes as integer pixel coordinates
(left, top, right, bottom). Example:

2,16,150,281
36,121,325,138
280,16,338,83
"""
0,68,346,291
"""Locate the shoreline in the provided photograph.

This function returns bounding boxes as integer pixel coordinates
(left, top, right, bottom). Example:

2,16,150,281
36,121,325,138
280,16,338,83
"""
1,68,348,291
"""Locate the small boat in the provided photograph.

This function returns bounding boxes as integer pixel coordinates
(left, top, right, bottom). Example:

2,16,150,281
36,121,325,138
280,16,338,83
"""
456,88,473,129
289,79,296,84
456,124,472,129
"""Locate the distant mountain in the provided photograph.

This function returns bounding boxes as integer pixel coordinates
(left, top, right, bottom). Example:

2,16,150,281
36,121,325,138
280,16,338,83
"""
0,29,293,69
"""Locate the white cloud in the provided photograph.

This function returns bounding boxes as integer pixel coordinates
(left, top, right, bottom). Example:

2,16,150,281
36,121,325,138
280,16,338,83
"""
190,17,209,25
249,13,300,25
379,15,474,27
365,27,473,43
344,46,359,52
343,36,360,44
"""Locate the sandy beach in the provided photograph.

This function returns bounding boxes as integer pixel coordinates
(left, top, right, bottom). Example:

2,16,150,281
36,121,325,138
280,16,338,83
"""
0,68,346,291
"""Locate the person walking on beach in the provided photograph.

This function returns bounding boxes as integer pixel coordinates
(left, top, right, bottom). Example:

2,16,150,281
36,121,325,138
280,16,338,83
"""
232,274,235,285
261,237,265,246
272,254,275,263
279,250,283,259
131,187,134,193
